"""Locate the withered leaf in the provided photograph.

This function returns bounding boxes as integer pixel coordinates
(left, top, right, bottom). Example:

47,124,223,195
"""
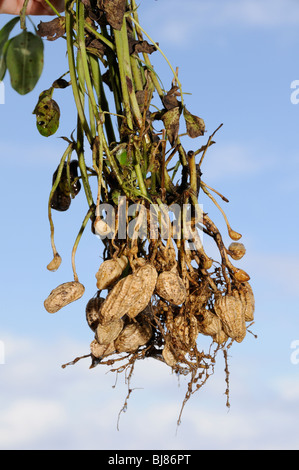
162,106,181,146
136,90,145,113
86,38,106,58
128,38,157,55
97,0,126,30
52,78,70,89
162,85,181,111
33,88,60,137
183,107,205,138
37,17,65,41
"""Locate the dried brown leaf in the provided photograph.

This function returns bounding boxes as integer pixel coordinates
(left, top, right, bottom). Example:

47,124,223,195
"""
183,107,205,138
129,37,157,55
162,85,180,111
97,0,126,30
161,106,181,146
37,17,65,41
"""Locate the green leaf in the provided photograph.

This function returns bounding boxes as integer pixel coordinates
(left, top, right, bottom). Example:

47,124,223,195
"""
0,17,20,81
0,39,10,81
6,31,44,95
183,107,205,138
0,17,20,52
116,148,129,166
33,89,60,137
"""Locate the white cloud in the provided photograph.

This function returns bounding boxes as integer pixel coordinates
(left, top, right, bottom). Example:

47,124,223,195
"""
0,399,66,449
0,323,299,449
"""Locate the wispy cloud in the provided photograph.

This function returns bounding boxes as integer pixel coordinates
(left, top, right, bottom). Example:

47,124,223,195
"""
1,330,299,449
142,0,299,46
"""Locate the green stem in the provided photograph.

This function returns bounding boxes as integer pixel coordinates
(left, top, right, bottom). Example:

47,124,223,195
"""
89,53,116,145
77,1,99,121
130,55,144,92
114,25,134,130
84,22,115,51
134,163,148,197
48,143,73,257
65,1,92,144
130,16,184,106
20,0,30,29
72,206,94,282
119,17,145,130
44,0,62,17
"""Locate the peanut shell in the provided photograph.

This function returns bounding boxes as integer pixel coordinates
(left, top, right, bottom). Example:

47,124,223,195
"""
44,281,85,314
96,318,124,345
90,339,115,359
47,253,62,272
86,296,105,331
214,294,246,343
213,329,229,345
162,343,177,367
197,310,222,337
114,320,152,353
232,283,255,322
95,256,127,290
100,263,157,323
228,242,246,260
155,271,187,305
173,314,198,349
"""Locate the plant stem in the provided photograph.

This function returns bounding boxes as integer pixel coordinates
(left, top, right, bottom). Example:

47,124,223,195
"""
65,1,92,144
84,22,115,51
48,143,73,257
114,26,134,130
20,0,30,29
88,53,116,145
72,206,94,282
130,16,184,106
44,0,62,17
188,151,197,196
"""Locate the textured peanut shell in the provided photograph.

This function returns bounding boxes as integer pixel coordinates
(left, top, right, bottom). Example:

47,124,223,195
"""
114,321,152,353
162,343,177,367
100,263,157,323
44,281,85,314
90,339,115,359
213,329,229,345
214,294,246,343
233,283,255,322
93,217,113,237
234,269,250,282
241,282,255,322
173,314,198,348
47,253,62,272
86,297,105,331
95,256,127,290
228,242,246,260
156,271,187,305
198,310,222,337
96,318,124,345
127,264,158,319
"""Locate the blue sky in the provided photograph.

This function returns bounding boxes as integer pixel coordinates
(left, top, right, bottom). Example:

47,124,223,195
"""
1,0,299,450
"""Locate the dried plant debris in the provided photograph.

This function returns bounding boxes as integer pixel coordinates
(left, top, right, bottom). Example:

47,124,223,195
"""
33,0,257,425
37,17,65,41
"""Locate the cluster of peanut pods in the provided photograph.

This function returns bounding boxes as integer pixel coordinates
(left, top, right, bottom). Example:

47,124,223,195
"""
44,233,255,373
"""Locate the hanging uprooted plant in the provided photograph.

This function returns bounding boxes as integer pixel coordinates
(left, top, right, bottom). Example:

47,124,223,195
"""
0,0,256,425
